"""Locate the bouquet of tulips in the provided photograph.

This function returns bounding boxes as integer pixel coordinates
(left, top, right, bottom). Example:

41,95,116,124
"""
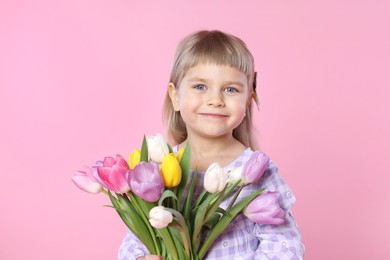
72,134,285,260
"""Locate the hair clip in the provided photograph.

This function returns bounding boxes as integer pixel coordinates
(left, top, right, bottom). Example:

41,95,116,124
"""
253,72,260,110
253,72,257,91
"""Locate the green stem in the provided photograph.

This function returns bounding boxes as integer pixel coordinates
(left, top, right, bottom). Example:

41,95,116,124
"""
198,188,264,259
127,193,161,256
226,185,244,211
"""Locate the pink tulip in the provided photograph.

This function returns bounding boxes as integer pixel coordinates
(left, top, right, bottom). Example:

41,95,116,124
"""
72,166,102,194
241,151,270,184
243,192,285,225
128,162,164,202
97,154,130,193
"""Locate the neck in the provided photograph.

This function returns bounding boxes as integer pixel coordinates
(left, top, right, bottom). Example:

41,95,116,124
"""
179,133,246,171
181,134,235,155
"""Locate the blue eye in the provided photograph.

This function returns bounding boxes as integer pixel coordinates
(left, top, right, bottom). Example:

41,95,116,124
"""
224,87,238,93
194,84,206,90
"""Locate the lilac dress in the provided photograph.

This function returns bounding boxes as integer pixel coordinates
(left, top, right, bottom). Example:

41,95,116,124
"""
118,148,304,260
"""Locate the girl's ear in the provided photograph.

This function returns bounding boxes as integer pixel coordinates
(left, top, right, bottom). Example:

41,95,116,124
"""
247,91,260,110
168,82,180,111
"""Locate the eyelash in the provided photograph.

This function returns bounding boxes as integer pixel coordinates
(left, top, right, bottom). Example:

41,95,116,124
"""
193,85,239,93
194,84,206,90
224,87,238,93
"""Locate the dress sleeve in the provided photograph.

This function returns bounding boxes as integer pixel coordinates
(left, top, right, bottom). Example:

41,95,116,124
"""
118,230,150,260
253,161,305,259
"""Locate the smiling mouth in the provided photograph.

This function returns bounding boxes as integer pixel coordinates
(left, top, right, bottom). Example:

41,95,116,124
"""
199,113,228,118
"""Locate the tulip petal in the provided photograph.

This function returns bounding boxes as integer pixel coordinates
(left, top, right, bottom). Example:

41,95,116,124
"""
97,167,115,190
109,166,130,193
204,163,227,193
129,162,164,202
103,156,117,167
149,206,173,228
161,153,182,188
72,175,102,194
244,192,285,225
72,166,102,194
147,134,169,163
241,151,270,184
116,154,130,168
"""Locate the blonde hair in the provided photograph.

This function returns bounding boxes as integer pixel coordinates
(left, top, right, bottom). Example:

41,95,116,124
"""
163,30,258,149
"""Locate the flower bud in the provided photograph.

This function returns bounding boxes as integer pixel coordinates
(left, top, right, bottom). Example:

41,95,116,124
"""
176,147,185,162
128,162,164,202
72,166,102,194
161,153,182,188
243,192,285,225
241,151,270,184
146,134,169,163
203,163,228,193
149,206,173,229
227,166,244,184
97,154,130,193
129,149,141,169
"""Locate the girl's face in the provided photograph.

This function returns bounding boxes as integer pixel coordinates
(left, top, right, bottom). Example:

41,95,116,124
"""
169,63,251,140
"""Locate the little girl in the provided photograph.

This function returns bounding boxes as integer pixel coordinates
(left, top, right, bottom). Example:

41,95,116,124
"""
119,30,304,259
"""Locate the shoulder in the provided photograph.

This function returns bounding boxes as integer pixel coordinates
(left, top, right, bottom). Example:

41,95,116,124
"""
244,152,297,210
262,160,296,210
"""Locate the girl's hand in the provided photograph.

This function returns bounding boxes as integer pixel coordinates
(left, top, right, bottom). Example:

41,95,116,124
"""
136,255,163,260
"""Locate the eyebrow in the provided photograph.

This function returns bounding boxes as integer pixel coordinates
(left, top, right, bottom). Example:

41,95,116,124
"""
187,77,245,87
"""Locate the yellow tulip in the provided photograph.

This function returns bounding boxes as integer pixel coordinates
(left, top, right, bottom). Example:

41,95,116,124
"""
129,149,141,169
161,153,182,187
176,147,185,162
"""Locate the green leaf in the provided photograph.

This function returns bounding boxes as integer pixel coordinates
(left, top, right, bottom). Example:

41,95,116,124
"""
129,192,156,217
203,191,226,225
198,188,265,259
193,190,209,209
158,190,179,206
155,227,179,260
223,180,241,199
115,193,158,255
191,194,214,251
167,143,173,153
183,170,198,221
169,228,187,259
140,135,149,162
165,208,192,258
176,144,191,209
203,212,221,229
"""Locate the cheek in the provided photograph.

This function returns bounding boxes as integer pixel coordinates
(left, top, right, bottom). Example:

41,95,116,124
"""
230,98,247,112
178,92,199,108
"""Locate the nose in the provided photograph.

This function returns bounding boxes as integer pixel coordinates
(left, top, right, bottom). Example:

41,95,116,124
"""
207,90,225,107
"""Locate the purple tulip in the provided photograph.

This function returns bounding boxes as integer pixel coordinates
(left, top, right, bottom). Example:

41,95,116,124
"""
72,166,102,194
97,154,130,193
128,162,164,202
241,151,270,184
243,192,285,225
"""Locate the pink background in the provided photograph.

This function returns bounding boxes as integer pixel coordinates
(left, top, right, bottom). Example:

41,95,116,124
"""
1,1,389,259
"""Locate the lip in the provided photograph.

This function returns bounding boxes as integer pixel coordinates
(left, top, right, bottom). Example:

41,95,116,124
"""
199,113,228,118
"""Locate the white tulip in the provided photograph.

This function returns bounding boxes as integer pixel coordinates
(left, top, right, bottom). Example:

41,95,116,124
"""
227,166,244,184
149,206,173,229
146,134,169,163
203,163,228,193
